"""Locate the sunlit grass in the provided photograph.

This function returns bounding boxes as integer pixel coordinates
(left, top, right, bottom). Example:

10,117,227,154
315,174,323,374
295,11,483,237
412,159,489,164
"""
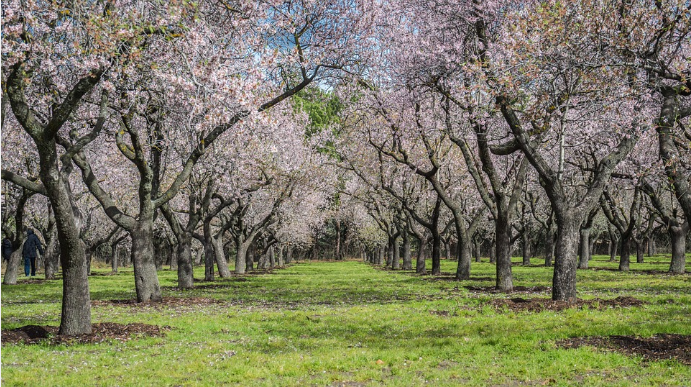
2,254,690,386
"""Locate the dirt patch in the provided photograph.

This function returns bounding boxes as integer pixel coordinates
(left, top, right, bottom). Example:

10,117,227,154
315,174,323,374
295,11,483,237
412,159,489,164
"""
92,297,221,308
2,322,168,346
466,285,551,294
558,334,691,365
491,296,645,312
162,281,248,291
15,278,48,284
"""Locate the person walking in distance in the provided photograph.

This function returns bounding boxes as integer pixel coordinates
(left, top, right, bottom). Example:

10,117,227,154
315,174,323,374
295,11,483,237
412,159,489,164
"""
22,229,43,277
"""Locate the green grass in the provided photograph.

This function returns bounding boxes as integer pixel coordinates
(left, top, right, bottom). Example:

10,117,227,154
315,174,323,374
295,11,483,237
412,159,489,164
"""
2,254,690,386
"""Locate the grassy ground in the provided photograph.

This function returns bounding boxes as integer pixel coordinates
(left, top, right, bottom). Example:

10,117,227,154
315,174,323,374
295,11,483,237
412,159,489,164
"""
2,255,690,386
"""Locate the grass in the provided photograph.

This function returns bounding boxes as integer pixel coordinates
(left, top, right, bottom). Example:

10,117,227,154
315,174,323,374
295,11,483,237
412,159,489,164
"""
2,254,690,386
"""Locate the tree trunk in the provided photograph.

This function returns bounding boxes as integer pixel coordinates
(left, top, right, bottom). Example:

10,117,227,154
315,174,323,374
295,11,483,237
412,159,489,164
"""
111,243,119,274
85,242,94,276
3,247,24,284
608,234,618,262
454,218,472,280
522,232,531,266
203,221,215,281
173,234,193,288
578,227,591,269
335,220,341,260
234,235,251,274
647,237,655,256
40,145,93,334
473,238,481,263
619,237,631,272
635,241,645,263
277,246,284,267
416,239,426,274
552,215,580,301
456,245,472,281
44,233,59,279
402,231,412,270
170,243,178,271
495,214,513,291
286,247,292,264
391,236,400,270
544,229,555,267
431,232,442,275
669,224,688,274
130,220,162,302
489,241,496,263
212,235,231,278
386,241,393,267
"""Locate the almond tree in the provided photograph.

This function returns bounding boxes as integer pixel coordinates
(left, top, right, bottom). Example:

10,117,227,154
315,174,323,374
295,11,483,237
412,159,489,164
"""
0,0,172,333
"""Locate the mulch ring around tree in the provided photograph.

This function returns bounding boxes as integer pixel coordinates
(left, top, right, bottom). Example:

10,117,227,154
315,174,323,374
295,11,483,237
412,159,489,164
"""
2,322,168,346
92,297,221,309
491,296,645,312
557,334,691,366
465,285,551,294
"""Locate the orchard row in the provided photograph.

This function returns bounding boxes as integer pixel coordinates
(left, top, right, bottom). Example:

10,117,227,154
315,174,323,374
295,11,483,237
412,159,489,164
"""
1,0,689,336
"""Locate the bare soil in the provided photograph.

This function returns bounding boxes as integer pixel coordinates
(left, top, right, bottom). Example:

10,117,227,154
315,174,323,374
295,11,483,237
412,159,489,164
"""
2,322,168,346
465,285,551,294
490,296,645,312
557,334,691,365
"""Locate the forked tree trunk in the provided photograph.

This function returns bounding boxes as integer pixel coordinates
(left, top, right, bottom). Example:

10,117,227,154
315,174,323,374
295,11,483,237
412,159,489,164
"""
43,148,93,334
